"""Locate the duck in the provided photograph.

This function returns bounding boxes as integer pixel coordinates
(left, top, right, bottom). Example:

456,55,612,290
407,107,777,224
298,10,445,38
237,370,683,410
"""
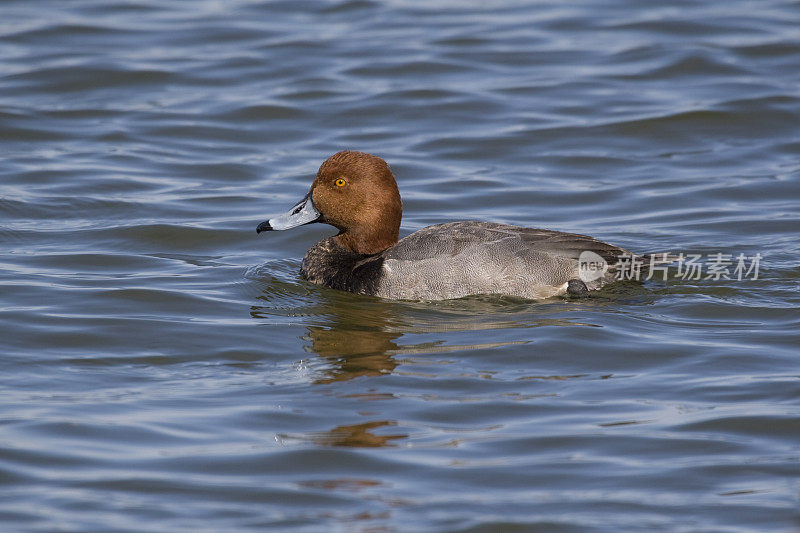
256,150,643,301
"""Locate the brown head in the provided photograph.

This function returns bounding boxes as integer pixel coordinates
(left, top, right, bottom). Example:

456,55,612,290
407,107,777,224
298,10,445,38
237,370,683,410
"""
256,151,403,256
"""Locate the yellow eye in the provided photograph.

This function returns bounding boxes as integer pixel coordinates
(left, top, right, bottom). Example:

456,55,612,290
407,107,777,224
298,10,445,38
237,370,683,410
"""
335,178,346,187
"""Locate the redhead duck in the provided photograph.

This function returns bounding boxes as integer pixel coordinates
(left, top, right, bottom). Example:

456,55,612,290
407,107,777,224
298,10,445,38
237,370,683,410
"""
257,151,639,300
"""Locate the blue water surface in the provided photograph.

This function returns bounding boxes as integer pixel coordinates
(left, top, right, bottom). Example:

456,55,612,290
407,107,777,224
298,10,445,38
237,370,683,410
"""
1,1,799,531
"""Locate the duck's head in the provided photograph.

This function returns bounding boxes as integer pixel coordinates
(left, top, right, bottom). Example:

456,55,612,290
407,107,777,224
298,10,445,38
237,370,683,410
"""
257,151,402,256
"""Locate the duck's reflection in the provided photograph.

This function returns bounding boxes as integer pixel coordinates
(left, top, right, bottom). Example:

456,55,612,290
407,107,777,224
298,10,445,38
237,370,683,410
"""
303,325,401,383
251,283,612,448
301,293,484,385
252,285,601,384
308,420,406,447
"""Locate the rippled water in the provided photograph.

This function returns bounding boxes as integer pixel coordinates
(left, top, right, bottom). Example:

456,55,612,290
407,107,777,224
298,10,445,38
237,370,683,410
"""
2,1,800,531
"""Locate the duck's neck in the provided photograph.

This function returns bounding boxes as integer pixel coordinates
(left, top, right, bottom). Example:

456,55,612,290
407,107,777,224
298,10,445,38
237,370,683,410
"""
335,230,396,256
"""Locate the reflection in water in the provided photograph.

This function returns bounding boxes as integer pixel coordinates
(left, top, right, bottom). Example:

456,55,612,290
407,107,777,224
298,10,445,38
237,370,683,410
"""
252,278,634,449
277,420,406,448
250,278,608,384
302,326,401,383
297,478,382,491
308,421,406,448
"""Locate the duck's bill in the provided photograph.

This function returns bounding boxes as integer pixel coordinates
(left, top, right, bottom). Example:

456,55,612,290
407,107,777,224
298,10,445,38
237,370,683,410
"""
256,193,322,233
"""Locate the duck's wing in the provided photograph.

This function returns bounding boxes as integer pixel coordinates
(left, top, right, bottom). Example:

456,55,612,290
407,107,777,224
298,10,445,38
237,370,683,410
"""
386,221,631,264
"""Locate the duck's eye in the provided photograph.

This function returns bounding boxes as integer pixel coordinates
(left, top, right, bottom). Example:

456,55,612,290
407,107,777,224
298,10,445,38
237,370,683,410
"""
335,178,347,187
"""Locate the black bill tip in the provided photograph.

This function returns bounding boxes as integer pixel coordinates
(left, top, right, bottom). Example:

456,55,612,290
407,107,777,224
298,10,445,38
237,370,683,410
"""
256,220,273,234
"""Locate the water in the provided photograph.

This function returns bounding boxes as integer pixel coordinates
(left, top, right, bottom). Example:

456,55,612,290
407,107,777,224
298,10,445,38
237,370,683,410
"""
2,0,800,531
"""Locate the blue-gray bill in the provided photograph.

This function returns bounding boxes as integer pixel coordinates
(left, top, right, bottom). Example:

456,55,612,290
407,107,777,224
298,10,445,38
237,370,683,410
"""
256,193,322,233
